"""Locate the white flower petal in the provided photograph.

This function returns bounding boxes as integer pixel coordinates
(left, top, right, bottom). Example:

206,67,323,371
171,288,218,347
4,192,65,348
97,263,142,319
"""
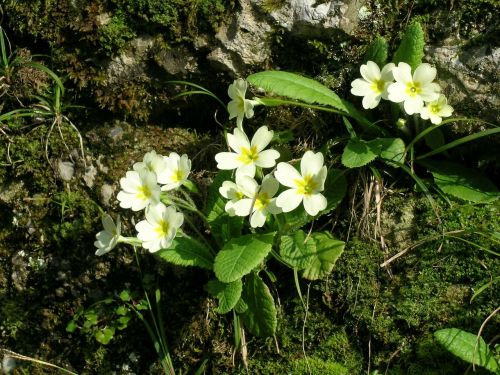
251,126,273,152
215,152,241,170
102,215,116,233
255,149,280,168
387,82,406,103
362,92,381,109
403,96,424,115
261,175,279,197
380,63,395,81
276,189,303,212
250,210,267,228
303,194,327,216
232,199,254,217
236,163,256,178
227,128,250,152
239,175,259,198
300,151,324,177
413,63,436,84
350,79,372,96
360,61,381,82
274,162,302,188
393,62,413,85
219,181,238,199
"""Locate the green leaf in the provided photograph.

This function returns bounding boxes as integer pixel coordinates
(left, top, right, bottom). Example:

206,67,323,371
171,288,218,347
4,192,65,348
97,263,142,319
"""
424,128,445,150
156,236,214,270
368,137,406,165
205,279,243,314
214,232,276,283
83,312,98,328
301,232,345,280
116,306,128,316
116,316,131,330
241,272,277,337
248,71,346,111
204,170,243,244
422,161,499,203
95,327,115,345
393,22,425,71
234,298,248,314
282,169,347,230
342,139,378,168
279,230,316,270
434,328,499,372
364,36,388,66
248,71,372,130
66,320,77,333
119,290,131,302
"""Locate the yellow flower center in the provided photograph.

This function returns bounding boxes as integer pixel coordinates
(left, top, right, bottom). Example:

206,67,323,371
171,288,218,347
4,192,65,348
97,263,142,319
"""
136,185,152,200
294,175,318,196
155,219,170,237
237,146,259,165
429,103,441,114
235,191,245,200
371,79,385,94
171,169,184,183
405,82,422,97
254,192,270,211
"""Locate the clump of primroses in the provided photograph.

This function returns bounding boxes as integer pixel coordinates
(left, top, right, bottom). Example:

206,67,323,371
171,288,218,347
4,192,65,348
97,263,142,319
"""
95,79,329,256
95,151,191,255
351,61,453,124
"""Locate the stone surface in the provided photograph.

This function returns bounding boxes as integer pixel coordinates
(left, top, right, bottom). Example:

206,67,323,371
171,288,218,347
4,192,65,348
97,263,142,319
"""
154,45,198,76
253,0,366,36
208,0,272,75
106,35,155,85
426,40,500,124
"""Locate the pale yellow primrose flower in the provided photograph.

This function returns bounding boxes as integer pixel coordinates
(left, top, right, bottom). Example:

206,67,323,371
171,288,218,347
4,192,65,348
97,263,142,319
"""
215,126,280,178
117,169,160,211
231,174,281,228
133,150,168,176
351,61,395,109
275,151,327,216
419,94,454,124
135,203,184,253
388,62,441,115
219,173,247,216
227,78,261,130
94,214,122,256
157,152,191,191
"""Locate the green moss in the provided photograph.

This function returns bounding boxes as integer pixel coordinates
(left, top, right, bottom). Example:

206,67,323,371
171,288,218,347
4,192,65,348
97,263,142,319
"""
98,13,136,54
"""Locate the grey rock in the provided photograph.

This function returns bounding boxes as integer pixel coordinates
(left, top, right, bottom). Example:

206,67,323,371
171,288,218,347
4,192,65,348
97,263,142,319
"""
108,126,124,142
57,160,75,181
83,165,97,188
154,45,198,76
426,40,499,124
100,184,115,207
106,35,155,85
208,0,272,75
251,0,366,36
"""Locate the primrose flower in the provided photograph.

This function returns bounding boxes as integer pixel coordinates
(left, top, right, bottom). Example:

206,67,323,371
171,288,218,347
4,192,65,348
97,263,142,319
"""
215,126,280,178
135,203,184,253
94,215,122,256
387,62,441,115
157,152,191,191
350,61,395,109
231,174,281,228
133,150,168,176
275,151,327,216
419,94,454,124
219,174,247,216
228,78,261,130
117,169,160,211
